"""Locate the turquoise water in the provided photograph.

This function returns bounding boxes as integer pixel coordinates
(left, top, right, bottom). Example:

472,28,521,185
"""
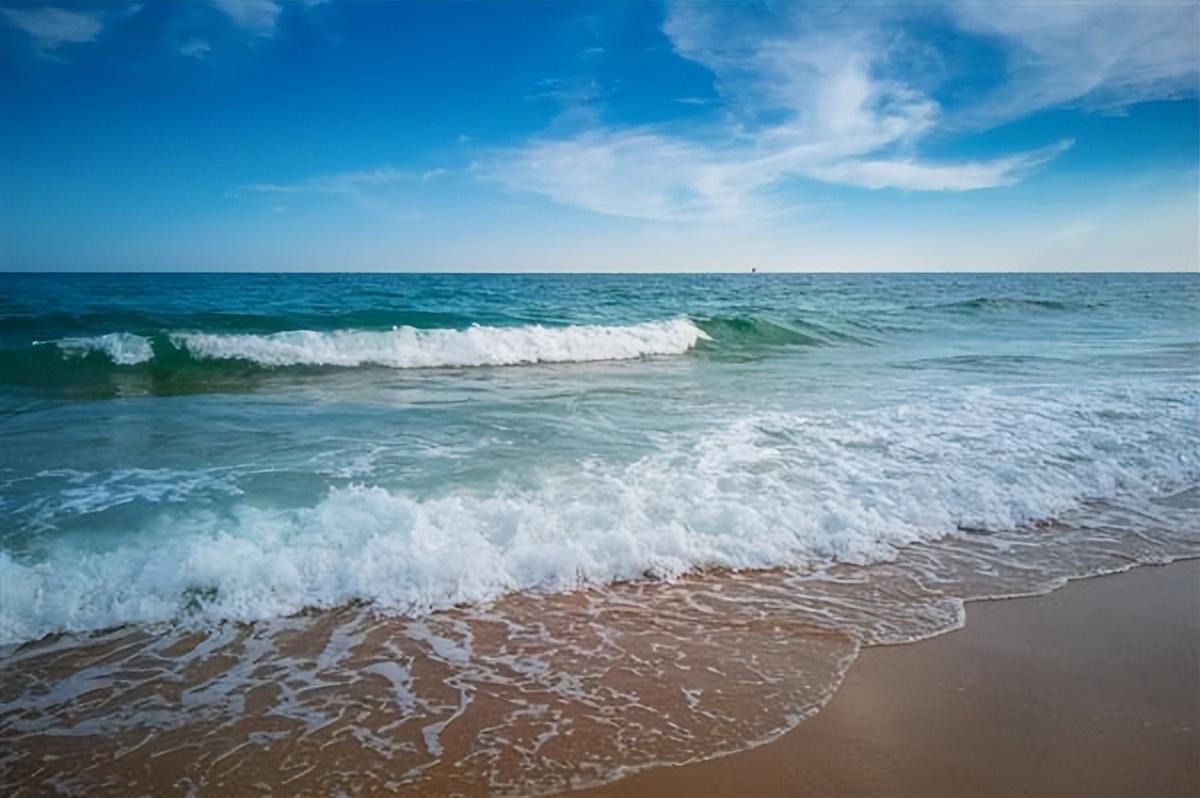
1,272,1198,644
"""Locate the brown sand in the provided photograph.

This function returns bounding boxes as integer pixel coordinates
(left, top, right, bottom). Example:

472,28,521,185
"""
576,560,1200,798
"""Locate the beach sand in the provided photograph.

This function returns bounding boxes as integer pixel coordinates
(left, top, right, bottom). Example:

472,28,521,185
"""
577,559,1200,798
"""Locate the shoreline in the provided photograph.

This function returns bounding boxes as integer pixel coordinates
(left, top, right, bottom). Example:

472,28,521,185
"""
575,559,1200,798
3,556,1196,796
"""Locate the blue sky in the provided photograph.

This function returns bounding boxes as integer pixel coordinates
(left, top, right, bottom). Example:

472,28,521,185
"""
1,0,1197,272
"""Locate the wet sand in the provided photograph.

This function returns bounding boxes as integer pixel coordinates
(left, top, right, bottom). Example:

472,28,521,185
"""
4,558,1196,796
578,559,1200,798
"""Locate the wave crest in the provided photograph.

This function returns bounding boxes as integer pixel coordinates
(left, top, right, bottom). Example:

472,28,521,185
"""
33,320,709,371
37,333,155,365
170,319,708,368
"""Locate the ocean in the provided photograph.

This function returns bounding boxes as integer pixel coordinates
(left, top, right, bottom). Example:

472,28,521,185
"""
1,272,1198,794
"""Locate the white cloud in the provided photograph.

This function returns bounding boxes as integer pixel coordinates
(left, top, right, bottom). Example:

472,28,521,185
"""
478,128,1068,221
809,139,1074,192
475,1,1197,222
212,0,281,37
949,1,1200,125
2,6,102,50
179,38,211,59
243,167,412,195
475,130,738,222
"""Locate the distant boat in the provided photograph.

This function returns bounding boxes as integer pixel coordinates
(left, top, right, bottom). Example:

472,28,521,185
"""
751,267,757,273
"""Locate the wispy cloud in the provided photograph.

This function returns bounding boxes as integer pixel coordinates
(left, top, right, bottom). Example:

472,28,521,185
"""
475,131,731,222
524,77,601,107
476,1,1197,222
212,0,281,38
808,140,1075,192
2,6,102,51
949,1,1200,125
240,167,423,222
243,167,413,195
179,38,211,59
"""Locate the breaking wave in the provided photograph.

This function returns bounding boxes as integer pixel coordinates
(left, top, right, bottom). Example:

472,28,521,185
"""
3,379,1196,645
23,319,710,372
167,319,709,368
2,315,865,396
37,332,155,365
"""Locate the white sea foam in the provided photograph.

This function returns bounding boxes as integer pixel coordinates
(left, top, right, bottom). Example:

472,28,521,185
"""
168,319,710,368
42,333,154,365
1,381,1195,645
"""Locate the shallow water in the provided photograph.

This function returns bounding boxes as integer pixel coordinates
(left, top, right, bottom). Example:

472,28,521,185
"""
1,272,1197,794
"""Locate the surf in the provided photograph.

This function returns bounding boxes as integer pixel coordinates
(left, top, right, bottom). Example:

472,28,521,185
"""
24,318,709,371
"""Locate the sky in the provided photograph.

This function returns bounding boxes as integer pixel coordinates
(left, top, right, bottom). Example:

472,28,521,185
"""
1,0,1197,272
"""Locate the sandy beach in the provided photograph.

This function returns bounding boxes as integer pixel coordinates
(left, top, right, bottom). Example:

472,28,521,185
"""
579,559,1200,798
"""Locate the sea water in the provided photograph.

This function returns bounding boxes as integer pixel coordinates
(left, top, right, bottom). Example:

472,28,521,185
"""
1,272,1197,794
